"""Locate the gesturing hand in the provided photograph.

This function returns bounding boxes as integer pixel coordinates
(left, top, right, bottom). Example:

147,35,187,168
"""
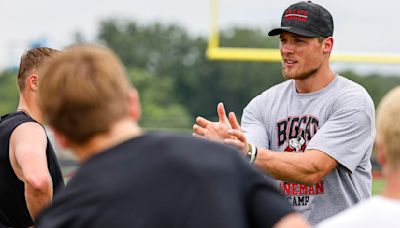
225,112,248,154
193,102,232,143
193,102,249,154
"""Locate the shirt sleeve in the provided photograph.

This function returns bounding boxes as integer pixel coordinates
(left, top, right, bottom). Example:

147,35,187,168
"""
306,108,375,173
241,95,270,149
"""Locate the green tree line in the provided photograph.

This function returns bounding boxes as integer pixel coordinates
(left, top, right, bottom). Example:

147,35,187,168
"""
1,19,400,131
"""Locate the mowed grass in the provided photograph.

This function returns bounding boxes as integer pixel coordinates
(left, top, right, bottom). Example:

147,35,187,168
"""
372,178,385,195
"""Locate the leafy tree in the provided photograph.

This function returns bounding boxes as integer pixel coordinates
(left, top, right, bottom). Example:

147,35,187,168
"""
127,68,192,130
98,20,284,122
98,20,194,78
1,19,398,132
97,19,400,127
0,71,19,115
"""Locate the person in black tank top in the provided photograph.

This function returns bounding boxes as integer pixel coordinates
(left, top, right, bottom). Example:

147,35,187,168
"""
0,112,64,227
0,47,65,228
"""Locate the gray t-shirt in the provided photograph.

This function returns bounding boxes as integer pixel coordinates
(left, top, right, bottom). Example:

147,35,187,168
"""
241,75,375,225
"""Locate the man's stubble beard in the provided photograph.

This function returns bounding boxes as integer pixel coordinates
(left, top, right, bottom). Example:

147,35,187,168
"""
282,63,321,81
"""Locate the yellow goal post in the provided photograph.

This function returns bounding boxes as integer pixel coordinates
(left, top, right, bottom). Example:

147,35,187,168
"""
207,0,400,64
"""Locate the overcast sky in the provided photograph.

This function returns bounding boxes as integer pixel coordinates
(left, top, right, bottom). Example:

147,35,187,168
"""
2,0,400,75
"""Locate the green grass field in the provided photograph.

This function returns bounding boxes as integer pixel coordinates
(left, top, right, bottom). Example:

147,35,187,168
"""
372,179,385,195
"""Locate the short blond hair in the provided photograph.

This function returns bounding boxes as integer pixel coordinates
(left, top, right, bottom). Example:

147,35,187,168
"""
38,44,132,144
376,86,400,169
17,47,59,91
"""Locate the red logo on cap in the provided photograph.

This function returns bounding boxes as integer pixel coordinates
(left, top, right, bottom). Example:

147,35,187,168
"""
284,9,308,22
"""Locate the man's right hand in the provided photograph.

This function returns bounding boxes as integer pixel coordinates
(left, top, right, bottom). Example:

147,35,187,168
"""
193,102,233,143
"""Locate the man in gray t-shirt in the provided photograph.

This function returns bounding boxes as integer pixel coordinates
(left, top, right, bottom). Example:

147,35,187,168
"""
241,75,374,224
193,1,375,225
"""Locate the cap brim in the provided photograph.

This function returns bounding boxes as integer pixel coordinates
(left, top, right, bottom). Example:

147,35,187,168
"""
268,27,320,38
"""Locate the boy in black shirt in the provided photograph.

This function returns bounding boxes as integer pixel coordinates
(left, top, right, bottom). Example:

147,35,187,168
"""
36,44,309,228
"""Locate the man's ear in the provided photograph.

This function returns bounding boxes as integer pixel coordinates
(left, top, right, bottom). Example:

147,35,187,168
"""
28,74,39,91
322,37,334,54
375,137,386,167
127,88,141,122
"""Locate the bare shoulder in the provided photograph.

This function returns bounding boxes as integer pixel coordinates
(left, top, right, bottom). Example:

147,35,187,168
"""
9,122,48,180
10,121,47,147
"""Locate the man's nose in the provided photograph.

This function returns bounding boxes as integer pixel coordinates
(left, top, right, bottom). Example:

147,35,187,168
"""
280,42,294,54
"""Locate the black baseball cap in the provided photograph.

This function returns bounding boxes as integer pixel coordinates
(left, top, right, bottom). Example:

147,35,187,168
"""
268,1,334,38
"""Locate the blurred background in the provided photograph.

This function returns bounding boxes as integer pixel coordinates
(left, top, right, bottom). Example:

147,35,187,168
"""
1,0,397,192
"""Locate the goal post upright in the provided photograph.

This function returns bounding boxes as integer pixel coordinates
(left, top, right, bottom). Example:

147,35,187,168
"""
207,0,400,64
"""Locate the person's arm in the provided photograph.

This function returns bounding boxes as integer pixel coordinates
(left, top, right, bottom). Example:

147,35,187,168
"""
255,148,337,185
9,122,53,220
226,127,337,184
193,102,338,184
225,113,337,185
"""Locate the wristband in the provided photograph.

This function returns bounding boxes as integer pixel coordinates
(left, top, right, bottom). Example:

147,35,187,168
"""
246,143,258,164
